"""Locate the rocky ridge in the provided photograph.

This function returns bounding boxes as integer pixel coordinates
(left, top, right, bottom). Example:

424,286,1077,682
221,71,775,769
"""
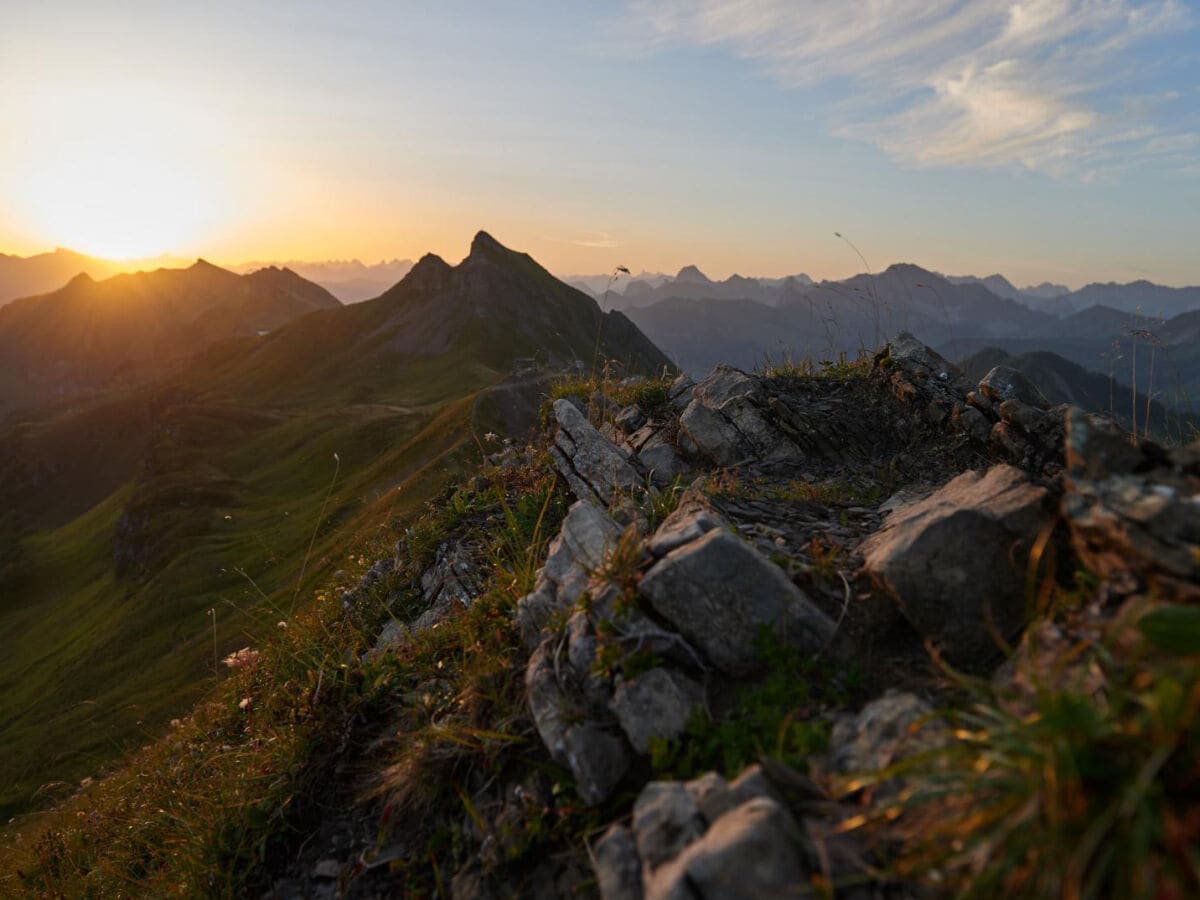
276,333,1197,898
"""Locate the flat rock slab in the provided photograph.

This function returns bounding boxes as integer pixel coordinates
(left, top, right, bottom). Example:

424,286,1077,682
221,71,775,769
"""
639,528,835,675
554,398,642,504
860,463,1053,667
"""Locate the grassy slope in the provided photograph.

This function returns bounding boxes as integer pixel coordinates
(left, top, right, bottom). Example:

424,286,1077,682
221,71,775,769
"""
0,356,492,820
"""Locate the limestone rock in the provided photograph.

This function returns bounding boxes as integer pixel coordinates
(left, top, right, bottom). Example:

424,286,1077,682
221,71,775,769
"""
610,668,706,754
860,464,1054,667
646,797,807,900
616,405,647,435
979,365,1050,410
829,690,940,775
594,824,643,900
637,443,683,488
632,781,705,871
553,398,642,504
516,500,621,646
639,528,835,675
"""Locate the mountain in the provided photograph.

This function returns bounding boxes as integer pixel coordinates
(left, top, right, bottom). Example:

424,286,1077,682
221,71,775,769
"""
1055,280,1200,319
947,273,1024,301
0,232,670,819
628,262,1056,376
230,258,414,304
0,248,124,306
1022,281,1071,299
0,261,342,416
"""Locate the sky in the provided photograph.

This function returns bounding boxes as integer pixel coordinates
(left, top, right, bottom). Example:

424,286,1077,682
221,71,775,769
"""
1,1,1197,287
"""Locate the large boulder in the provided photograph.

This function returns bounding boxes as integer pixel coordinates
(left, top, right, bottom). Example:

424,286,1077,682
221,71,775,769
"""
639,528,835,675
860,464,1054,667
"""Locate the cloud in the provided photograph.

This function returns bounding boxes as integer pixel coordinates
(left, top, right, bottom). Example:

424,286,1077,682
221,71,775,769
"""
625,0,1195,175
559,232,621,249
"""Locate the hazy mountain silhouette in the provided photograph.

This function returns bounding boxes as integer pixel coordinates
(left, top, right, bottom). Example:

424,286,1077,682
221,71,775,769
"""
230,257,415,304
0,261,341,415
0,248,124,306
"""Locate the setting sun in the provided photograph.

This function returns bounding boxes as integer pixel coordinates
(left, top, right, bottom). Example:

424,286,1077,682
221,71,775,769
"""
3,82,230,260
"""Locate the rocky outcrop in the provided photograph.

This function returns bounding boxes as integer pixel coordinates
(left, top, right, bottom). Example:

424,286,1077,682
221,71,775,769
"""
860,464,1055,667
552,398,642,504
1062,408,1200,600
677,367,800,466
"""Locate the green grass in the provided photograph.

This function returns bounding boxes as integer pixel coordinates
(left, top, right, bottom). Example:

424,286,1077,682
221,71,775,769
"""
0,364,493,821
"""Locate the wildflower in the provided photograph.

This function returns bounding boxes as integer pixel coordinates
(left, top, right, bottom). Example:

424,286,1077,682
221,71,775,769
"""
238,697,251,711
484,431,499,443
223,647,260,670
277,620,288,628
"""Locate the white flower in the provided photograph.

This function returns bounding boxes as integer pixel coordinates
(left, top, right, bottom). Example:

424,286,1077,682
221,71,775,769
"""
484,431,499,443
223,647,261,670
238,697,251,711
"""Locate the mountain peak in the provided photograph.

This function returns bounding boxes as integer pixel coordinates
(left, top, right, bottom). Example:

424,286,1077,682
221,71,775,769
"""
470,230,505,258
675,264,710,284
398,252,453,294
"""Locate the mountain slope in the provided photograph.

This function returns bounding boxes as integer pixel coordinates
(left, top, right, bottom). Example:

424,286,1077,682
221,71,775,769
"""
0,231,670,820
0,262,342,416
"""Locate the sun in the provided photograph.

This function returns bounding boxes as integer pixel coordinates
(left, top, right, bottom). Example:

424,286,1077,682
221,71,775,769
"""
13,137,225,260
4,84,233,261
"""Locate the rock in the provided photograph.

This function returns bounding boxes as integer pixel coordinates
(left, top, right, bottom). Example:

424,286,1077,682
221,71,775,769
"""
883,333,973,410
516,501,622,646
1063,409,1200,599
553,398,642,504
860,464,1054,667
610,668,706,754
594,824,644,900
727,764,782,808
998,398,1049,433
638,444,683,488
312,859,341,879
646,797,807,900
684,772,735,824
525,639,631,805
677,367,800,467
954,404,992,444
632,781,705,871
616,405,648,434
640,528,835,675
829,690,940,775
647,489,727,557
668,374,695,410
979,365,1050,410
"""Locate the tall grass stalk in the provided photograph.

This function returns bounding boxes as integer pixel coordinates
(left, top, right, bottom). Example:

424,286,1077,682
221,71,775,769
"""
292,452,341,612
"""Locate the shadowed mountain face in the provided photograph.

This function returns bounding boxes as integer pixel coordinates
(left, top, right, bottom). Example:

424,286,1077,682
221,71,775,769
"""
0,231,670,819
0,261,342,416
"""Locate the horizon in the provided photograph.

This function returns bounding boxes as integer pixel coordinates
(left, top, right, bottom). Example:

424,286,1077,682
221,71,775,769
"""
2,3,1197,288
4,236,1199,293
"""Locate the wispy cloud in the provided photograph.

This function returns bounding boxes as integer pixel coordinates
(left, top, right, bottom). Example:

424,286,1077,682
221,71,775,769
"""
554,232,622,249
625,0,1196,175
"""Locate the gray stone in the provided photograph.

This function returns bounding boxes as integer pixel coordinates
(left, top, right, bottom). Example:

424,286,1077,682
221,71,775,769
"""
640,529,835,675
860,464,1053,666
554,398,642,504
633,781,705,871
616,405,648,434
684,772,735,824
998,398,1049,432
594,824,644,900
525,638,631,805
727,764,782,808
979,365,1051,410
829,690,939,775
668,373,695,410
646,797,807,900
647,489,727,558
638,443,683,488
677,366,801,467
516,501,622,646
611,668,706,754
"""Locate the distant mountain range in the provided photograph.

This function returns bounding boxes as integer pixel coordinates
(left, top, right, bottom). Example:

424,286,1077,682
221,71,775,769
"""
0,249,124,305
228,257,414,304
0,261,341,416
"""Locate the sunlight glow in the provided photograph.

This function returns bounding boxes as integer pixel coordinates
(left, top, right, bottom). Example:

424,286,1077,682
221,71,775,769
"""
3,85,232,260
